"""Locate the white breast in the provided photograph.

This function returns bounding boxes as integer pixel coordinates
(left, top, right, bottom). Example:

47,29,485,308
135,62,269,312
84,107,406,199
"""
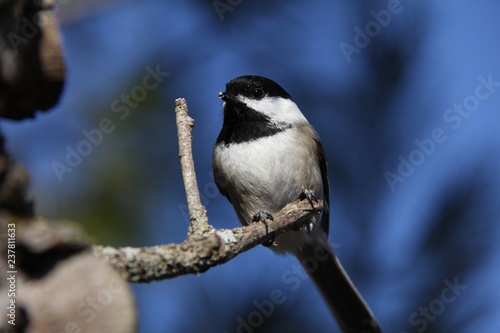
213,127,323,226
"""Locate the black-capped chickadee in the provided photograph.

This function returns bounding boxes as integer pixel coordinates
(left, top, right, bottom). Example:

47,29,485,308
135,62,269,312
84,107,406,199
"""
212,75,382,333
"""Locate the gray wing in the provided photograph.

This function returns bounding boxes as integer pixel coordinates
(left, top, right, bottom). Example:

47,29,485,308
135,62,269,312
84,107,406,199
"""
315,137,330,235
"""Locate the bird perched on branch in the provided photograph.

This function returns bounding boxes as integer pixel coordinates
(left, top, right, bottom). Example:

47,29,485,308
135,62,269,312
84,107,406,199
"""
212,75,382,333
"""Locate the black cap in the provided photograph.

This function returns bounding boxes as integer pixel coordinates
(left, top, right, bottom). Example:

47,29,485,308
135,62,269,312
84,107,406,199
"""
224,75,292,100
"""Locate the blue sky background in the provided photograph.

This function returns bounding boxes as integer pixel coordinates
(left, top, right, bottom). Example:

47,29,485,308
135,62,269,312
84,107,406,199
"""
2,0,500,332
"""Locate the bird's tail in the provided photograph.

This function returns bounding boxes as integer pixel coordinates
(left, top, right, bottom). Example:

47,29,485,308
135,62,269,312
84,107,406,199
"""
295,239,382,333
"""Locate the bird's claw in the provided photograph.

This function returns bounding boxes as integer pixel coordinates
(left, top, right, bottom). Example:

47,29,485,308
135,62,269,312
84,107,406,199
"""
298,189,318,233
300,188,318,208
252,211,275,247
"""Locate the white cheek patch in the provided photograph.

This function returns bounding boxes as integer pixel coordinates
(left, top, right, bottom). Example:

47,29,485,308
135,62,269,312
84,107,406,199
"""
238,96,308,125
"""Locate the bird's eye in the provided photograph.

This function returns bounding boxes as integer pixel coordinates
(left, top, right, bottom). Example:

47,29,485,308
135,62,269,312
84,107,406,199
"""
252,88,264,99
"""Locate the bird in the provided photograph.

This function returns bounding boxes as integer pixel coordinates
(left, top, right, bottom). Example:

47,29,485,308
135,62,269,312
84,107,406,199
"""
212,75,382,333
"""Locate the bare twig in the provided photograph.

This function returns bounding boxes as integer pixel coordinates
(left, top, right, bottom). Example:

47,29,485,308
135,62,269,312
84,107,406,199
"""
92,97,322,282
93,198,322,282
175,98,211,237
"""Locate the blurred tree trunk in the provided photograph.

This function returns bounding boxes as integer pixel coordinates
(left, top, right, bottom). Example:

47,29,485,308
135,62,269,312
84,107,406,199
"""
0,2,137,333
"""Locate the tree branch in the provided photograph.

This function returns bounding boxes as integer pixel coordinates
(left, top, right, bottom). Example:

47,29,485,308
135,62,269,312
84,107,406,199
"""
93,98,322,282
93,199,321,282
175,98,212,237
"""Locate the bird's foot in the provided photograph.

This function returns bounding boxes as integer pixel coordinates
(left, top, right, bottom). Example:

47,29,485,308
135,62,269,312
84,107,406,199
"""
252,211,275,247
299,188,318,208
298,188,318,232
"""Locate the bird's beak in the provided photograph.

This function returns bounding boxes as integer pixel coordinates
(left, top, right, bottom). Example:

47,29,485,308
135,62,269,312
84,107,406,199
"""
219,91,237,103
219,91,228,101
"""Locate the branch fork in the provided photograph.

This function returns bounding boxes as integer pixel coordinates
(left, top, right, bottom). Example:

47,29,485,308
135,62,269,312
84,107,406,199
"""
93,98,323,282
